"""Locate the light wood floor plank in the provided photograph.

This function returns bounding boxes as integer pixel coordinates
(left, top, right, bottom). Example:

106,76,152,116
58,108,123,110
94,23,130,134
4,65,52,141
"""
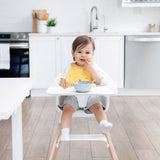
70,148,92,160
133,97,160,156
109,97,139,160
0,136,11,158
0,149,12,160
123,96,160,160
24,97,48,159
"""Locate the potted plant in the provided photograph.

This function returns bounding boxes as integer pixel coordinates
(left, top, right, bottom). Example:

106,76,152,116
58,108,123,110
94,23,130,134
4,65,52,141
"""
46,18,57,33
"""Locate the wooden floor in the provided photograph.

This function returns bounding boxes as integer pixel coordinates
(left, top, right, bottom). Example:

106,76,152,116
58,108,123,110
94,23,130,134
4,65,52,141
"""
0,96,160,160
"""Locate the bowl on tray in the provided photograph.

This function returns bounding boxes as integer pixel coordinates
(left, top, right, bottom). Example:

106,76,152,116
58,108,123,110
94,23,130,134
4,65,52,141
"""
71,80,95,93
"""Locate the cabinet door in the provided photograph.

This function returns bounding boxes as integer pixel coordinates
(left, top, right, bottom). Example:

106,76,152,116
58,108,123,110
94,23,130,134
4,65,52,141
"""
29,37,58,88
93,36,124,88
58,36,76,73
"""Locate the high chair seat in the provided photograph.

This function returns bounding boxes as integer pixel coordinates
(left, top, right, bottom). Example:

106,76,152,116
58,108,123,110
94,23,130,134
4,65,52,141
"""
56,95,110,118
46,86,119,160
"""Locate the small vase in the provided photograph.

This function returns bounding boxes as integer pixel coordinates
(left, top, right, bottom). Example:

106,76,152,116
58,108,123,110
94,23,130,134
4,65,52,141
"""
47,27,58,33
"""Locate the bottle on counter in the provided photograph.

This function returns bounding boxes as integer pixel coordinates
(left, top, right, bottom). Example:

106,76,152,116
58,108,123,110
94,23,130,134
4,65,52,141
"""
148,24,156,32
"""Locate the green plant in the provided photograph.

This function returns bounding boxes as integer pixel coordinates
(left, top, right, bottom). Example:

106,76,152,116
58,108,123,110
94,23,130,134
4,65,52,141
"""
46,18,57,27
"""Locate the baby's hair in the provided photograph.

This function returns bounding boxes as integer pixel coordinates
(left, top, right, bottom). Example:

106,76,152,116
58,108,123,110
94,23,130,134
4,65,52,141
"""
72,35,95,52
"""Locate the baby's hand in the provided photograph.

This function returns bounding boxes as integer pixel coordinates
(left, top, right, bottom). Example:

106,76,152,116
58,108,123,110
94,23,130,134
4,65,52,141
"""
60,78,69,89
84,60,94,73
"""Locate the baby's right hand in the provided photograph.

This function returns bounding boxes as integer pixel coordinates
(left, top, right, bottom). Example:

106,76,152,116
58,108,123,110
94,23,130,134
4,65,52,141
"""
60,78,69,89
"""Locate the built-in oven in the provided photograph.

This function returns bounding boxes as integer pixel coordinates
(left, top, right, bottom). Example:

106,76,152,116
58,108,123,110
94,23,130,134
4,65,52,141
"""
0,32,29,78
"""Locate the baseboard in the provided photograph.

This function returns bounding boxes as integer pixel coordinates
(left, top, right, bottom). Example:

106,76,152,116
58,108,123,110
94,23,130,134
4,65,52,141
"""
118,88,160,96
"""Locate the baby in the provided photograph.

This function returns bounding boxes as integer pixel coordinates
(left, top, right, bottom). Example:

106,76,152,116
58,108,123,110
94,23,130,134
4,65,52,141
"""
55,35,115,140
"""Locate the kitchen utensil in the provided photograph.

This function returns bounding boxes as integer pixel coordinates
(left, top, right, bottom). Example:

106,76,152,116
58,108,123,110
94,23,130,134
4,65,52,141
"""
43,13,49,20
32,10,36,18
37,10,44,20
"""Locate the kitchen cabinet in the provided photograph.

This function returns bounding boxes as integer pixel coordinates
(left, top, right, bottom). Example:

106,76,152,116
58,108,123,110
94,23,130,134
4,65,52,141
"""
29,34,124,89
29,36,77,88
93,36,124,88
57,36,76,74
29,36,58,88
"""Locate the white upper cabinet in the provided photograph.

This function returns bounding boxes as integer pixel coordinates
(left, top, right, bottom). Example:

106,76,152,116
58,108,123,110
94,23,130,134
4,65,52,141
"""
29,35,124,89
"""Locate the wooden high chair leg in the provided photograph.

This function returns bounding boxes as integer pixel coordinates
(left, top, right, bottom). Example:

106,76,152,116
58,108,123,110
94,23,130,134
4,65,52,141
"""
105,115,119,160
105,132,119,160
49,123,61,160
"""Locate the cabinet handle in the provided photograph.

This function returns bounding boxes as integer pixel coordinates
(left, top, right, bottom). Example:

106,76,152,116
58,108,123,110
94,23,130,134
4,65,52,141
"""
57,37,59,40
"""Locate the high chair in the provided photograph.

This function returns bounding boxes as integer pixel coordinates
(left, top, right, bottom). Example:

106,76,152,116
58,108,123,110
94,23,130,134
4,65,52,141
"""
47,86,118,160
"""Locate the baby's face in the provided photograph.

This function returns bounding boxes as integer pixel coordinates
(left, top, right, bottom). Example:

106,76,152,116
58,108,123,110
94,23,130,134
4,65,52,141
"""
72,43,94,66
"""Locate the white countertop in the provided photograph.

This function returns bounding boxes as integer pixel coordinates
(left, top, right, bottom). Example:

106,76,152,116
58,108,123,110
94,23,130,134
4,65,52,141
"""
29,31,160,37
0,78,31,120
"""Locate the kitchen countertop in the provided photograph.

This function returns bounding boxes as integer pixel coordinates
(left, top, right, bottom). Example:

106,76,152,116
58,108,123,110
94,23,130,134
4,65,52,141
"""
29,31,160,37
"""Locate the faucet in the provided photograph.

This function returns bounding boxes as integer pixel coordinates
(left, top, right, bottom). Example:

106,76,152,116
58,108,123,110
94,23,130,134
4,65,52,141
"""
102,15,108,32
90,6,99,32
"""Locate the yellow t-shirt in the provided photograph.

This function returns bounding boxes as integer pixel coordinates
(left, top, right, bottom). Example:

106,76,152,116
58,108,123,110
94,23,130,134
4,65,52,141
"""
66,63,94,85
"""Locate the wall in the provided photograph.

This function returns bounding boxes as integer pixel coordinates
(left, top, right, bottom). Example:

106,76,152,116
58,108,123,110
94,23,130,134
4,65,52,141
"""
0,0,160,32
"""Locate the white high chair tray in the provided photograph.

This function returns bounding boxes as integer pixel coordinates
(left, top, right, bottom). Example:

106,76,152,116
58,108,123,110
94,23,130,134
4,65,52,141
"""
47,86,117,96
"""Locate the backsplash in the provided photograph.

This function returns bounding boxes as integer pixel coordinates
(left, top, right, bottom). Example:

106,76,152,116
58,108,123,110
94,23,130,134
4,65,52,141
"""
0,0,160,32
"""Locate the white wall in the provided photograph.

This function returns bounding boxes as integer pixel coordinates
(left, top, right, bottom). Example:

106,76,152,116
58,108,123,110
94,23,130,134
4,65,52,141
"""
0,0,160,32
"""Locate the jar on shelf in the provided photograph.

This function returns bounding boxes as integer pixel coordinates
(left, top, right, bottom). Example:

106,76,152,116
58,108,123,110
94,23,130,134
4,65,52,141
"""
148,24,156,32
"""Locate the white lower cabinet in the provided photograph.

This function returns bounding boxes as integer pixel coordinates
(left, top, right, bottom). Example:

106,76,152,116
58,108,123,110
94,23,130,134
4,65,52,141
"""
29,37,58,88
93,36,124,88
29,35,124,89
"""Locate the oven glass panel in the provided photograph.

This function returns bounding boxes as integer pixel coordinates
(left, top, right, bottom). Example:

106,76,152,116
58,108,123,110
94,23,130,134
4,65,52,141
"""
0,48,29,77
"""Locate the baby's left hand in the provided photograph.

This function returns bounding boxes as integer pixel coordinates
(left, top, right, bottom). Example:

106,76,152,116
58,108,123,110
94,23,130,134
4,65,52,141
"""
84,60,95,73
84,60,102,85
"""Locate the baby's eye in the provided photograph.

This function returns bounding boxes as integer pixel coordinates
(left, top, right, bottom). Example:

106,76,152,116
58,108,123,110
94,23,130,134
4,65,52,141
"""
86,52,90,54
78,51,82,54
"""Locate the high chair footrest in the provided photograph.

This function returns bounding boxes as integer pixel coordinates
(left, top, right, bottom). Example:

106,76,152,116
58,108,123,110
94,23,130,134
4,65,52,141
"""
61,134,108,142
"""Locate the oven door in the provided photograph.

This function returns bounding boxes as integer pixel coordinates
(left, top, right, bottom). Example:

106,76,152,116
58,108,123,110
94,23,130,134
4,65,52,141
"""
0,42,29,78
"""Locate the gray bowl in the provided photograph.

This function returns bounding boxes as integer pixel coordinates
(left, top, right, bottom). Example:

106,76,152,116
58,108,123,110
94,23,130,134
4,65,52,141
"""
71,81,95,93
